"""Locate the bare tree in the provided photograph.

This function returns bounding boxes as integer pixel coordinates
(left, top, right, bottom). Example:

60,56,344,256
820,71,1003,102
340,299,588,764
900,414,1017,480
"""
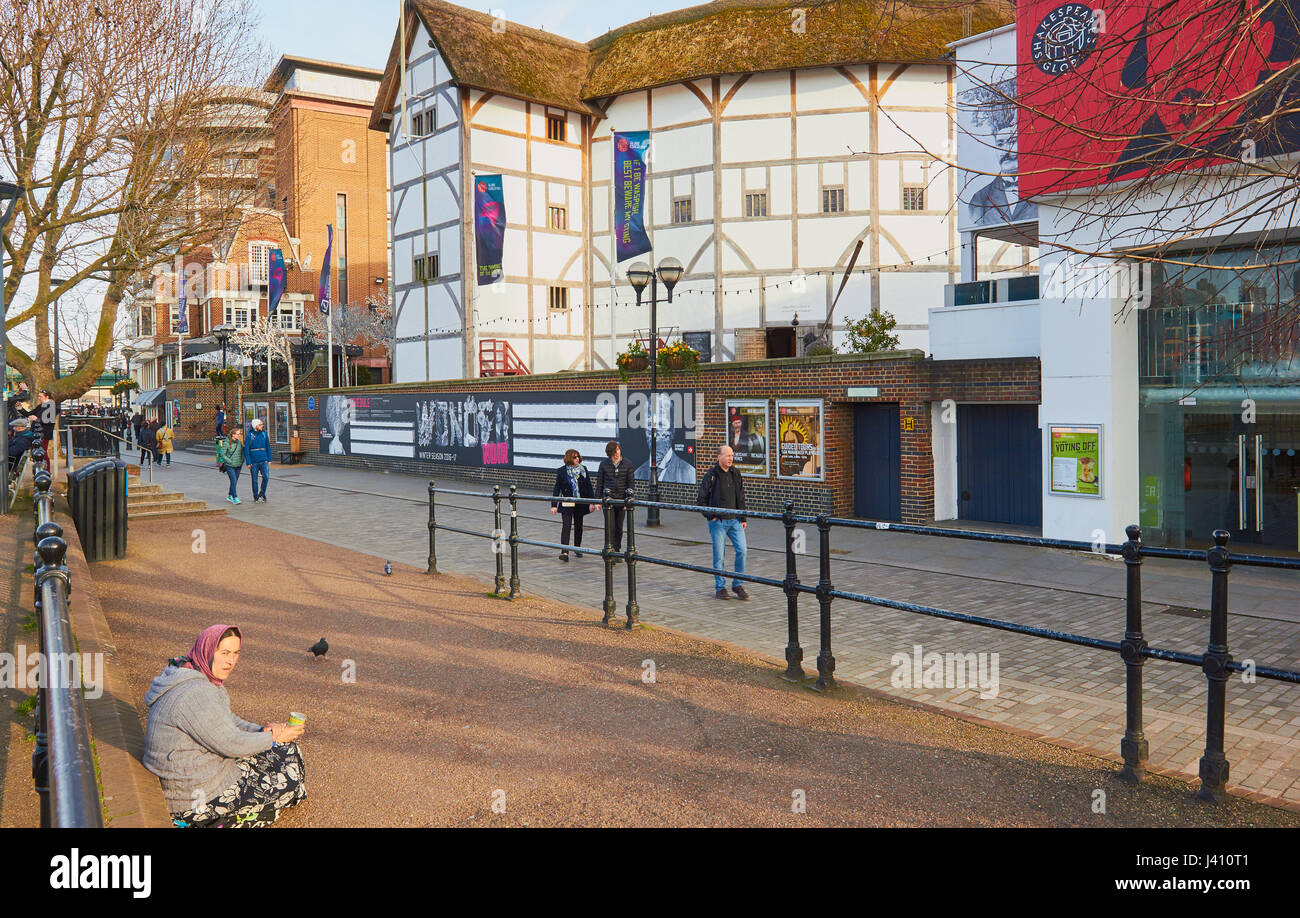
0,0,268,400
232,315,299,433
303,294,394,386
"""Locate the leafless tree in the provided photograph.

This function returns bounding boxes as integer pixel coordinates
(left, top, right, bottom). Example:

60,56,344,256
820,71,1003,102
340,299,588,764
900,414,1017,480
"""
303,294,394,386
232,315,299,432
0,0,268,400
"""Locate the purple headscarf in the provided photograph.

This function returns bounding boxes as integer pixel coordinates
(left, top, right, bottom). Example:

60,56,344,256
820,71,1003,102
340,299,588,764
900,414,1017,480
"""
171,624,241,687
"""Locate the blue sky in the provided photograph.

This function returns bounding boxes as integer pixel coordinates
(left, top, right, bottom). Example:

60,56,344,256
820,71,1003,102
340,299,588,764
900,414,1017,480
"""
256,0,673,71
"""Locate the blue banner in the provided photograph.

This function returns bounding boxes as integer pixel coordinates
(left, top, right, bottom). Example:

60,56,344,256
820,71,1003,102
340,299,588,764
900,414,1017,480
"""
176,274,188,335
474,175,505,285
614,131,651,262
318,225,333,314
268,248,285,314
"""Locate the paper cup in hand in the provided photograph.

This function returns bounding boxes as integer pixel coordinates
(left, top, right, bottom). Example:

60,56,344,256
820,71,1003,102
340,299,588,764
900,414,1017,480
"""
288,712,306,727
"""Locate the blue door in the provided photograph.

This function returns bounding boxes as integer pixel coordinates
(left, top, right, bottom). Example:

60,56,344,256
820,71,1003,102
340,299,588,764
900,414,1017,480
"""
854,404,901,520
957,404,1042,527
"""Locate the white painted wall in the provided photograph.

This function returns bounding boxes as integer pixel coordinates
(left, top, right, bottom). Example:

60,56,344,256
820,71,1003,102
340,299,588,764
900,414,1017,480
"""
928,300,1040,360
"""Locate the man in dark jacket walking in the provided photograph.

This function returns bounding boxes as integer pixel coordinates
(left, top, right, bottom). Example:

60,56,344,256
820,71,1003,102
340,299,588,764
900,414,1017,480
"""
244,417,272,502
698,444,748,600
595,440,634,560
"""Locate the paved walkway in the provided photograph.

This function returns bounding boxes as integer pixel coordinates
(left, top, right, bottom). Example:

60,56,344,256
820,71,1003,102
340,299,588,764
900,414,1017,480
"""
153,451,1300,807
91,512,1300,826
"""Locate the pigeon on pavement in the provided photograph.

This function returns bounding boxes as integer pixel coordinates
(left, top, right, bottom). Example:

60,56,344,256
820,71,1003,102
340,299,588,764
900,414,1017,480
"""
384,560,392,576
308,637,328,658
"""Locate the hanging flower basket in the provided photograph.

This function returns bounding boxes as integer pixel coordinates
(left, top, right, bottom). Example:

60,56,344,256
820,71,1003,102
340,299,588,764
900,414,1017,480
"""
110,378,140,396
616,341,650,382
205,368,242,386
656,341,701,378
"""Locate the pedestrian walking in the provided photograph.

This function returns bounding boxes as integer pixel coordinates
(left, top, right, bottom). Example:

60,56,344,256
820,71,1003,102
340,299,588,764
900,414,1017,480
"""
131,408,144,449
33,389,55,462
139,418,159,467
142,624,308,828
215,405,226,438
244,417,271,503
595,440,634,561
217,427,245,504
697,444,749,600
550,449,597,561
157,418,174,466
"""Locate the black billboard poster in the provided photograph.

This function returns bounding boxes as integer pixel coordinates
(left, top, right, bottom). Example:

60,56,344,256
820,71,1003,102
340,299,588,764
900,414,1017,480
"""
320,388,699,481
725,399,769,477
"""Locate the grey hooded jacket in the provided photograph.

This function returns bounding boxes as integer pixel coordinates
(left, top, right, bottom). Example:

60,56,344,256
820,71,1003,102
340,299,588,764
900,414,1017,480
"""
142,665,273,813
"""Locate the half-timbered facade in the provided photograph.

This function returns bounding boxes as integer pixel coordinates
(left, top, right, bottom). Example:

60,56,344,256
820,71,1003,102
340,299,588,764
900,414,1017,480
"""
373,0,1020,382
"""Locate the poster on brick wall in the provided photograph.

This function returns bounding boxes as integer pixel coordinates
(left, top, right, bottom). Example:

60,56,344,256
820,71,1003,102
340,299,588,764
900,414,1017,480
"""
776,399,824,481
725,400,769,477
319,388,699,480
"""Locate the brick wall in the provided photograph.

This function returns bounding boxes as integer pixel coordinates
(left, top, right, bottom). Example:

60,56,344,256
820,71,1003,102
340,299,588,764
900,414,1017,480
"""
289,352,1040,523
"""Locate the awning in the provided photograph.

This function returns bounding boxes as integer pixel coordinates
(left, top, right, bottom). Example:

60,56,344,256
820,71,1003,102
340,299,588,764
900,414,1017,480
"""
183,351,252,368
133,387,168,407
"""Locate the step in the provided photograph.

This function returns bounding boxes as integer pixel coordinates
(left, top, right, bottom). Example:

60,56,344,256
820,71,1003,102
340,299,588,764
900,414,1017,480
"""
129,505,228,520
127,491,187,506
127,483,164,495
128,498,212,514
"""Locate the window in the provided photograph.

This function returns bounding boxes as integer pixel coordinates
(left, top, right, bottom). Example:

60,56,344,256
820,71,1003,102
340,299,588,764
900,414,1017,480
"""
822,187,845,213
902,185,926,211
336,194,348,306
672,198,693,224
548,286,569,310
169,303,182,335
413,253,439,283
135,304,154,339
224,301,254,329
745,193,768,217
277,300,303,331
411,108,435,137
248,241,274,285
548,206,567,230
546,114,566,142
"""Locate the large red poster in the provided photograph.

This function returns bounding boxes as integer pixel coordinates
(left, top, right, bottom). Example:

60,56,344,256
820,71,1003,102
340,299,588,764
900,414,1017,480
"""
1017,0,1300,196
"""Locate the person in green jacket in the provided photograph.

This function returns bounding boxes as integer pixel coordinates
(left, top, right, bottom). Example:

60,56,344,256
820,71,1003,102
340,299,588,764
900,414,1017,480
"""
218,427,245,505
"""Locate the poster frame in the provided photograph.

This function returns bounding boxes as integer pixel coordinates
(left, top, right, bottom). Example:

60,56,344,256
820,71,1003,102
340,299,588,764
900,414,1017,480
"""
725,398,770,478
1047,423,1104,499
775,398,826,482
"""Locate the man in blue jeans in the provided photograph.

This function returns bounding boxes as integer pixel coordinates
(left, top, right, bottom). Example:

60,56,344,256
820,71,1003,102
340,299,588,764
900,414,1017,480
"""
697,444,748,600
244,417,272,502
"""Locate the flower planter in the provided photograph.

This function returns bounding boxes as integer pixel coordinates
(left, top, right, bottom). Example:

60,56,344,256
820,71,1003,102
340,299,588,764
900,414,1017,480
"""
663,354,687,371
621,355,649,372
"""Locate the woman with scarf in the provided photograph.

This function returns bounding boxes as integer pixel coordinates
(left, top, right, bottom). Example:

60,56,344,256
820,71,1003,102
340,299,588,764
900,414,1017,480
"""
550,448,596,561
142,624,307,827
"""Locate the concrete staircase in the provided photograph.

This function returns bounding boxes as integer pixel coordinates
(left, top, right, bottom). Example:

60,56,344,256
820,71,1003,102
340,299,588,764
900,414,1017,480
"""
128,481,226,520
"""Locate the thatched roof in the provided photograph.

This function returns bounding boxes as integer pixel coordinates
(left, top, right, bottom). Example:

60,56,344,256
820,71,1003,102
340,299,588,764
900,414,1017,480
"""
371,0,1014,129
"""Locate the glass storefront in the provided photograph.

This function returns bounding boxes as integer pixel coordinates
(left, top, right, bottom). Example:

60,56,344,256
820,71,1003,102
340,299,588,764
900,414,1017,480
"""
1138,242,1300,556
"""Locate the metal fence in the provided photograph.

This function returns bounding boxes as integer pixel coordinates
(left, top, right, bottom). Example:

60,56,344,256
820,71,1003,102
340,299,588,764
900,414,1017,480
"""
425,481,1300,804
27,446,102,827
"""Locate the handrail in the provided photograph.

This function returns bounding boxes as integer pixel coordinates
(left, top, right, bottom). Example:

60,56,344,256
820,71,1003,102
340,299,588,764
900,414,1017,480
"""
424,480,1300,803
29,461,103,827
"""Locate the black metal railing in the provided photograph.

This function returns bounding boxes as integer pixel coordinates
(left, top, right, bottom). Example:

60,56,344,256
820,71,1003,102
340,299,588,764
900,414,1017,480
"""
28,448,103,827
424,482,1300,803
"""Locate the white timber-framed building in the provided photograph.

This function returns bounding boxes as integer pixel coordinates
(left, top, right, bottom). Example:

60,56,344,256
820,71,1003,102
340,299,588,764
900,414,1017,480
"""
372,0,1018,382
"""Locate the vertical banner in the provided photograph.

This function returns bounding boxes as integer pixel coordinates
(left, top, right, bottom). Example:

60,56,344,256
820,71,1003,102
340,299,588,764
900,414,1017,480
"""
176,274,188,335
474,174,506,285
776,399,825,481
268,248,286,314
614,131,651,262
318,225,333,315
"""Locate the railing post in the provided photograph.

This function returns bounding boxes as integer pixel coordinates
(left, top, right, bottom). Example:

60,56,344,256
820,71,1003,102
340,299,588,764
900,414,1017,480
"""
507,485,521,600
30,520,58,827
1119,524,1149,783
624,489,639,629
809,514,836,693
781,501,805,682
1197,529,1233,803
492,485,505,595
426,481,437,574
601,488,616,626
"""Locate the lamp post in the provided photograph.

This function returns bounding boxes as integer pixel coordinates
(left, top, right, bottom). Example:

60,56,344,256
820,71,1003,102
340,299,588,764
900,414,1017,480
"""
626,256,682,528
120,346,135,413
50,277,67,381
1,179,25,515
213,324,235,413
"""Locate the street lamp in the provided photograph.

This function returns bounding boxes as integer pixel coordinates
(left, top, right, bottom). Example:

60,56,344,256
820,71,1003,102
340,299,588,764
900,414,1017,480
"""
626,255,682,528
0,179,25,515
50,277,67,381
213,324,235,413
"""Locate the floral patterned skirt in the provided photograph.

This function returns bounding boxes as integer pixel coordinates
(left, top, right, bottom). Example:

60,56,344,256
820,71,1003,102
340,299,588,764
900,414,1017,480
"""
171,743,307,828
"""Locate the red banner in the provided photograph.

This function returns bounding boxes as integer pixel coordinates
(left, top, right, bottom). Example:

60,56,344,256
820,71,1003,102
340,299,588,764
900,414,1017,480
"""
1017,0,1300,197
